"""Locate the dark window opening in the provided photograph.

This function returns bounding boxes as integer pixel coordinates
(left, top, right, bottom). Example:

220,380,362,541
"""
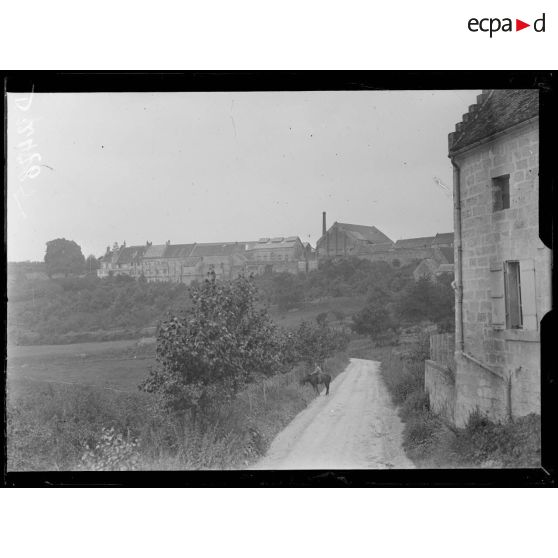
492,174,510,211
504,261,522,329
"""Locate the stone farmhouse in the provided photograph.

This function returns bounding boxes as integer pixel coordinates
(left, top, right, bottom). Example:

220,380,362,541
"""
97,242,147,279
98,236,316,284
425,89,550,427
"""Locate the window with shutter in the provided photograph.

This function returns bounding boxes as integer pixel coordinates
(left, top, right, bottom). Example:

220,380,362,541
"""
489,261,505,330
519,259,537,330
504,261,522,329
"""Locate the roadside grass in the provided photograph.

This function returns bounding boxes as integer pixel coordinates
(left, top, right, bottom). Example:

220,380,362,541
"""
352,336,541,469
7,351,349,471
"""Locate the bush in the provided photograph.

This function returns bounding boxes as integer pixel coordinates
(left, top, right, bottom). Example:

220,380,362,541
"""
374,339,541,469
380,355,424,407
452,411,541,467
289,320,349,367
394,275,454,327
140,272,283,415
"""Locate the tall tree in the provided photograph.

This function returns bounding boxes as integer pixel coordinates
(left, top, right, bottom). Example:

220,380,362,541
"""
140,272,283,415
44,238,85,278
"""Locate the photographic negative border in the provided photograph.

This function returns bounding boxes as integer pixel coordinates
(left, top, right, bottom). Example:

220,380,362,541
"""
2,70,556,487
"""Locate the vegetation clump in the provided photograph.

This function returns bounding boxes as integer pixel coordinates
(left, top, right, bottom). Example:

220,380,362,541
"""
363,340,541,469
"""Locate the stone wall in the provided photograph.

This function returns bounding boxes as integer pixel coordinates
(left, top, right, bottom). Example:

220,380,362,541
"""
453,352,508,427
453,119,548,424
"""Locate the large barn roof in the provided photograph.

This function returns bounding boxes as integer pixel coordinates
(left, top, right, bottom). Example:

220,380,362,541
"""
334,223,393,245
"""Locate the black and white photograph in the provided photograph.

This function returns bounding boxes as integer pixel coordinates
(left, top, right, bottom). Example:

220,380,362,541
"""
4,75,554,480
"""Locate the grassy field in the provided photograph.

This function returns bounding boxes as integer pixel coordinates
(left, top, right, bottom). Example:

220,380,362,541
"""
7,295,364,395
7,338,156,396
6,343,352,471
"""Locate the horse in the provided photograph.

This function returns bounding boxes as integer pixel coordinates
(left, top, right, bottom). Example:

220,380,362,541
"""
300,365,331,396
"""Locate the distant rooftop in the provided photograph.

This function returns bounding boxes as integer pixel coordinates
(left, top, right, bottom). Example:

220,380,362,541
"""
395,236,435,250
334,222,393,245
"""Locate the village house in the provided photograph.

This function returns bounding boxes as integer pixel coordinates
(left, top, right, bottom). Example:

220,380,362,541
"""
140,241,246,284
98,242,146,278
425,89,550,427
97,235,314,283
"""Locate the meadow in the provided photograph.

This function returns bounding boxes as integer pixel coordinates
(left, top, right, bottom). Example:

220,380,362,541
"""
6,336,355,471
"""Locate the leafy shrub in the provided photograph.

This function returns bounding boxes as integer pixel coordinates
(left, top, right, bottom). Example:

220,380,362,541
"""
380,355,424,407
140,272,283,415
394,275,454,326
289,320,349,367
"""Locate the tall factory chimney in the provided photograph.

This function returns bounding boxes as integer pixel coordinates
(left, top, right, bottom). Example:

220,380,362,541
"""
322,212,327,237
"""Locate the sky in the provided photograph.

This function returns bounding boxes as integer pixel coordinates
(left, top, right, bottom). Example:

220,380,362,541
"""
7,89,481,261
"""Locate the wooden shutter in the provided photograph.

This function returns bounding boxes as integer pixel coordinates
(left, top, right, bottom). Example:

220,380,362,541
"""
490,261,505,330
520,259,537,330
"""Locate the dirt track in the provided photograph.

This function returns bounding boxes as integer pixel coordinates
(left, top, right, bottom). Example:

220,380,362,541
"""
252,358,414,469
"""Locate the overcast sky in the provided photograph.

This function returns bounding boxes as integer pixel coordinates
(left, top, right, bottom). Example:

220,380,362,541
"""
7,89,481,261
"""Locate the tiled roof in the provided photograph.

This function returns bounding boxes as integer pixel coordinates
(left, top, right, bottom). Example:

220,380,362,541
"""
449,89,539,154
115,246,146,265
164,244,196,259
432,232,454,245
335,223,393,244
395,236,435,249
143,244,167,258
190,243,245,257
246,237,301,250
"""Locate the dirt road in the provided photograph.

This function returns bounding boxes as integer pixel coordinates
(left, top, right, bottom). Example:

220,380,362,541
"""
252,358,414,469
